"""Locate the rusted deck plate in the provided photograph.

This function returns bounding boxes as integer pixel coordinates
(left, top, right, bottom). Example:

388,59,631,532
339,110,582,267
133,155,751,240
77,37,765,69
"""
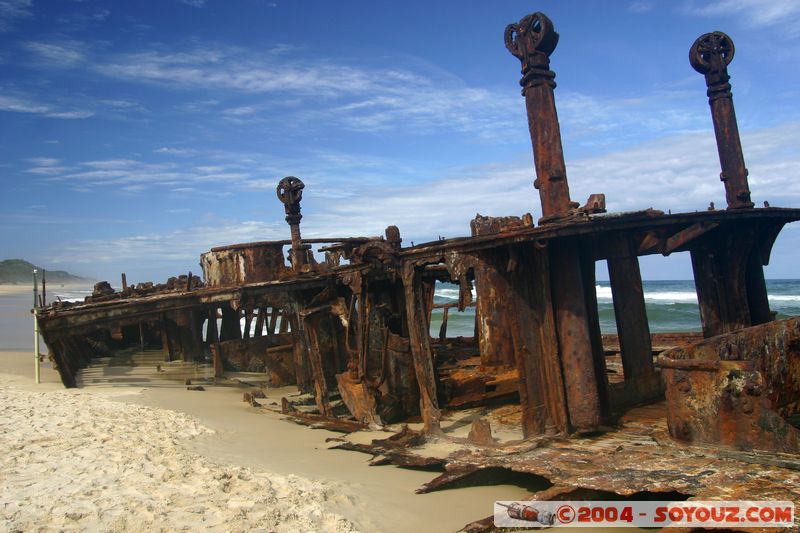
335,403,800,529
35,268,354,334
402,208,800,259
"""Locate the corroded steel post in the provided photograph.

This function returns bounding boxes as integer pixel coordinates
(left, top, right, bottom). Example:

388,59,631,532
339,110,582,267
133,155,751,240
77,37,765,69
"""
505,12,603,432
276,176,308,270
505,12,573,222
690,32,754,209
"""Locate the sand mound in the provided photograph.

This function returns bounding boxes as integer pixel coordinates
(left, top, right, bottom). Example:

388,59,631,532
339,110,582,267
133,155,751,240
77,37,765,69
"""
0,381,359,532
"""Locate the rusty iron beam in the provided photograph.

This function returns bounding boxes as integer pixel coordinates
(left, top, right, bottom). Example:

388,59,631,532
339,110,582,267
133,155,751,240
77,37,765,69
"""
505,12,574,222
549,241,603,432
402,263,442,435
690,31,754,209
663,221,719,254
277,176,309,271
606,236,659,402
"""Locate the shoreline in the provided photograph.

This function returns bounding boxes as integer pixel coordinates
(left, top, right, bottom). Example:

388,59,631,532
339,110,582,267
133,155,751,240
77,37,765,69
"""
0,281,92,297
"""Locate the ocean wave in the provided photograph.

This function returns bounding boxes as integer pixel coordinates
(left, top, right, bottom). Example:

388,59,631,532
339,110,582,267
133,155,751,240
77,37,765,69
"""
51,289,93,303
595,285,698,303
436,287,477,301
767,294,800,302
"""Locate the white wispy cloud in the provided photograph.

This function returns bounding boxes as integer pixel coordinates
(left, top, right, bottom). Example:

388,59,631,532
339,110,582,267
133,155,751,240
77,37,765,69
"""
686,0,800,38
94,45,376,97
26,157,65,175
0,0,31,32
47,219,285,266
84,41,723,144
27,157,60,166
23,40,86,66
0,93,94,119
629,1,654,13
177,0,206,7
26,166,67,175
154,147,197,156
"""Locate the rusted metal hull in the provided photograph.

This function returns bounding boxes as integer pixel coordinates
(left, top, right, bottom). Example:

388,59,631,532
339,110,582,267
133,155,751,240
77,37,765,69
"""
659,317,800,453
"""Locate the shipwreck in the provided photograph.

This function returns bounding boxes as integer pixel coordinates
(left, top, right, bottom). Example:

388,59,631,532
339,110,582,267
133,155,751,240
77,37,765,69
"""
35,12,800,531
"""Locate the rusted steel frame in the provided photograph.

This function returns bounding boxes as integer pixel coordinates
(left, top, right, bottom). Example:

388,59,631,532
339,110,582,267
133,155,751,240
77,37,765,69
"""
401,262,442,434
206,307,219,343
663,221,720,254
253,307,265,337
579,245,611,418
219,302,241,341
606,236,657,400
505,12,573,221
286,310,311,393
471,244,569,435
437,307,450,341
276,176,309,270
473,249,517,367
356,279,370,381
746,248,771,325
46,338,75,387
279,310,289,334
297,308,333,416
210,342,223,377
243,306,254,338
327,310,346,379
210,236,380,252
266,307,278,335
422,279,436,330
738,220,773,326
690,228,753,337
515,244,570,435
178,307,204,361
400,209,800,261
159,312,173,362
212,336,295,378
549,240,602,432
690,32,754,209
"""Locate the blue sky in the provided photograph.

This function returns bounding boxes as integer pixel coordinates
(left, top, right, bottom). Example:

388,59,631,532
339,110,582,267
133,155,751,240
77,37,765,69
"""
1,0,799,283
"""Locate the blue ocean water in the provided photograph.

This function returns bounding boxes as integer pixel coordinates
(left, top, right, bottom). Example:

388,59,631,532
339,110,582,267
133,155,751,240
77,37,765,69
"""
431,280,800,337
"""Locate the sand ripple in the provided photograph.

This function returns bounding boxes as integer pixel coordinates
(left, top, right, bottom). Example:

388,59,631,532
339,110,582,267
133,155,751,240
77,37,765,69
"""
0,383,359,532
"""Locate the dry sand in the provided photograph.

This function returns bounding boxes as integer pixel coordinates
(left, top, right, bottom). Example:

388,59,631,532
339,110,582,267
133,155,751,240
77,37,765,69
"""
0,356,358,532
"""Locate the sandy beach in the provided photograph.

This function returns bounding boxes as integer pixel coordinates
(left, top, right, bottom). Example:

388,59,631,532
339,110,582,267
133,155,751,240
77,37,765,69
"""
0,284,536,532
0,354,361,532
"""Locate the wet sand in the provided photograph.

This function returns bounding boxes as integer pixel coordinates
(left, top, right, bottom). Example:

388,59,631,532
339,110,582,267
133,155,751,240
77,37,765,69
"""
0,283,537,532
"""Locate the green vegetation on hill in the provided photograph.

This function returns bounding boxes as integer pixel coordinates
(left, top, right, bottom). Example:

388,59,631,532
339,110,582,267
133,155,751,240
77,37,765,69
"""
0,259,91,285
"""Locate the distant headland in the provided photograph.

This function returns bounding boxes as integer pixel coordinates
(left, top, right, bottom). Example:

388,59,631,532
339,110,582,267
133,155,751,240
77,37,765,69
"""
0,259,91,285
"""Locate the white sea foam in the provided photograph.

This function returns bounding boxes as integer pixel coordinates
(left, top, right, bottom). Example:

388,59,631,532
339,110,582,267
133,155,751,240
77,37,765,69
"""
767,294,800,302
436,287,477,301
596,285,699,303
50,289,92,303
